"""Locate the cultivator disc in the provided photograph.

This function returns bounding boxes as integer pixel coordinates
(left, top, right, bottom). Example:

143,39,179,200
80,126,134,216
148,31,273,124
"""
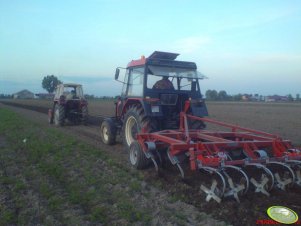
245,163,274,196
286,160,301,187
201,180,222,203
250,175,270,196
266,162,295,191
199,165,251,203
222,166,249,203
199,161,300,203
199,167,226,203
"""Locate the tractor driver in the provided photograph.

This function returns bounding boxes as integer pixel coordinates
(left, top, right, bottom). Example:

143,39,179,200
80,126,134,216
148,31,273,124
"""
66,90,76,100
153,76,174,90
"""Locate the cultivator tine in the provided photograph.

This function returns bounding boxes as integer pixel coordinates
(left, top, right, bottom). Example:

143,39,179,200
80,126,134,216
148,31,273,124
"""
176,163,185,179
167,150,186,178
250,175,270,196
155,150,163,166
144,150,159,172
144,142,161,172
200,180,222,203
151,158,159,172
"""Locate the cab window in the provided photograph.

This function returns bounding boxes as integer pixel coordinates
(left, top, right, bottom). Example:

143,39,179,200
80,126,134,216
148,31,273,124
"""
127,67,144,96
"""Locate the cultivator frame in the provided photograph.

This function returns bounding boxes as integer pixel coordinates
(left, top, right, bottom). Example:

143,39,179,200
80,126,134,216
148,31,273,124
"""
134,101,301,203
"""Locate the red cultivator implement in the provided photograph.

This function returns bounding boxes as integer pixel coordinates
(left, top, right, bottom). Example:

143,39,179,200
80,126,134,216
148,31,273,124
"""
132,101,301,203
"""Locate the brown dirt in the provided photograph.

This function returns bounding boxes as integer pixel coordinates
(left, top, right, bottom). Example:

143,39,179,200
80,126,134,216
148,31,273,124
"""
206,101,301,145
1,100,301,226
2,99,300,144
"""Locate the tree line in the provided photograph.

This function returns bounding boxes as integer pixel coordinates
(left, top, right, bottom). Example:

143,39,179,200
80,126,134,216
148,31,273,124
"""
205,90,246,101
205,90,300,102
0,94,12,99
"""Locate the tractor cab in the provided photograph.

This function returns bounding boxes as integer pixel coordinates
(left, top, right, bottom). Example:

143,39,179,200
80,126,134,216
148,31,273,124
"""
115,51,208,131
54,83,84,100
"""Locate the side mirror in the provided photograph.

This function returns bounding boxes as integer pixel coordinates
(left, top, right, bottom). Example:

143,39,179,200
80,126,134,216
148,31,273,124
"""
115,68,120,80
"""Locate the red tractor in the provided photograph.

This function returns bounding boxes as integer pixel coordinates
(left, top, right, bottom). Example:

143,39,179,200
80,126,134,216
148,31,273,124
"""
48,83,88,126
100,51,208,155
100,51,301,203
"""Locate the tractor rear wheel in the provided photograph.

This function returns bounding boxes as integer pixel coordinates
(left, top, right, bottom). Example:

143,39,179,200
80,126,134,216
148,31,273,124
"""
54,104,65,126
122,105,155,151
48,108,54,124
129,141,149,169
100,118,117,145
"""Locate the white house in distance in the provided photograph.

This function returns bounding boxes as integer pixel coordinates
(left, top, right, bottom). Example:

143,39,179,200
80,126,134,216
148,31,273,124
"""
265,95,289,102
13,89,35,99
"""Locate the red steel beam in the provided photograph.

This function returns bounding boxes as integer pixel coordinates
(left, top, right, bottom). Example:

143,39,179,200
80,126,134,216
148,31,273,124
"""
186,114,278,139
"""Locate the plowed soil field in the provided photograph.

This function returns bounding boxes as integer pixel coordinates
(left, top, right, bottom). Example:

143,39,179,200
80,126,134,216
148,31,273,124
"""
1,99,301,225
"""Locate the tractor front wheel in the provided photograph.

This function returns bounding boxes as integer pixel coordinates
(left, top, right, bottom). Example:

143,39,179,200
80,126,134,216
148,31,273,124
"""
48,108,54,124
100,118,117,145
81,106,89,125
129,141,149,169
54,104,65,126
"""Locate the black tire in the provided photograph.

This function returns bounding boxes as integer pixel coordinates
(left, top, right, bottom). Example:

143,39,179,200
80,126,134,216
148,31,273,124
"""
189,119,206,130
129,141,149,169
54,104,65,126
122,105,156,151
81,106,89,125
48,107,54,124
100,118,117,145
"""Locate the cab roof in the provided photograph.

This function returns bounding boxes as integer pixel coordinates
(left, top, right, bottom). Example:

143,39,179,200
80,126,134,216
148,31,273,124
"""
127,51,179,68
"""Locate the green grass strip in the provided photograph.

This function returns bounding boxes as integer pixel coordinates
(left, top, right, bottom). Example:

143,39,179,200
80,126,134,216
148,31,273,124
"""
0,108,152,225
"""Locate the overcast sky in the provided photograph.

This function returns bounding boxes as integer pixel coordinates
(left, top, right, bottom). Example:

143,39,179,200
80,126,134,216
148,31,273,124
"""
0,0,300,96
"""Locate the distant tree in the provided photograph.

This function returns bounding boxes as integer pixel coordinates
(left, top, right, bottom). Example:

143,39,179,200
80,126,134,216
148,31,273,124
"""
287,94,294,101
205,90,211,99
205,89,218,100
233,94,242,101
296,94,300,101
0,94,12,99
218,90,228,101
42,75,62,93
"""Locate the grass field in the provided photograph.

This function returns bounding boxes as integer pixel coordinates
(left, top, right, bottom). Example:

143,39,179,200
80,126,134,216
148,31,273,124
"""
0,108,149,225
0,107,225,225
